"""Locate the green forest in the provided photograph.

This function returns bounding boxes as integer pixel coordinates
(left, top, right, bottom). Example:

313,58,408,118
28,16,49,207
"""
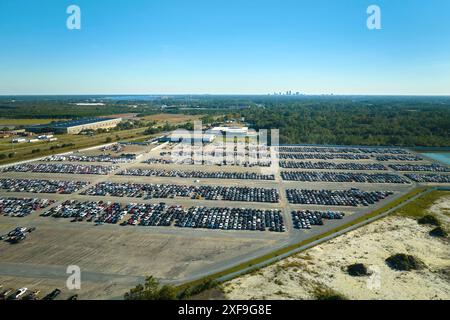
1,95,449,147
239,101,450,147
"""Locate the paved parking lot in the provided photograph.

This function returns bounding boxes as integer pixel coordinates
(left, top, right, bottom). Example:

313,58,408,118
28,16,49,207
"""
0,142,448,299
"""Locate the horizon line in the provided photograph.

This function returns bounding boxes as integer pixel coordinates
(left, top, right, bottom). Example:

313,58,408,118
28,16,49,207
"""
1,93,450,98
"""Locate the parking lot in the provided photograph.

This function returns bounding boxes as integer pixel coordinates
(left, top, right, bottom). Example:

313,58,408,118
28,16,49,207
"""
118,168,275,180
1,163,118,175
389,163,450,172
0,178,89,194
81,182,280,203
291,210,345,229
405,173,450,183
280,161,387,171
0,197,54,217
286,188,394,206
281,171,409,184
0,141,448,298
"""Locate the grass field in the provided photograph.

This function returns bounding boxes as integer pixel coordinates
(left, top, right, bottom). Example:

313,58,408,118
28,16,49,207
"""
0,118,68,126
0,127,152,165
394,190,450,219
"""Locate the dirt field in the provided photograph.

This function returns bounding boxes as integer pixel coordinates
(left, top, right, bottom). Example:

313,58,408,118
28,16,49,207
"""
223,196,450,300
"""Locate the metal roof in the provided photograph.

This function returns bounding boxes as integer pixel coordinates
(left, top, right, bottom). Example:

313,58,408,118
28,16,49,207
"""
28,118,118,129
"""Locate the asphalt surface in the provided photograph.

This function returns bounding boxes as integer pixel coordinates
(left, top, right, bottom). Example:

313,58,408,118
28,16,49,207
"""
0,142,448,299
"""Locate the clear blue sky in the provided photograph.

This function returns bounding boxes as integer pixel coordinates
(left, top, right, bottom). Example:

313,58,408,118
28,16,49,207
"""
0,0,449,95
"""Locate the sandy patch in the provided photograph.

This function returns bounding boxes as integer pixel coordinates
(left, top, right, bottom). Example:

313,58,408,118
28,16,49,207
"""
223,215,450,300
428,195,450,225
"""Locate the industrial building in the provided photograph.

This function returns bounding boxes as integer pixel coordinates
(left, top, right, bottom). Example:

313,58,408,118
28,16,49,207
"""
26,118,122,135
208,126,257,138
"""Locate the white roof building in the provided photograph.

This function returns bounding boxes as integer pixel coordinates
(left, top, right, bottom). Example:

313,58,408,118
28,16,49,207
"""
208,126,257,138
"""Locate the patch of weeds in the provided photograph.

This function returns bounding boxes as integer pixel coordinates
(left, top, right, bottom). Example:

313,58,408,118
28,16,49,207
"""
429,227,448,238
274,279,284,286
347,263,370,277
313,286,347,300
385,253,426,271
418,215,441,227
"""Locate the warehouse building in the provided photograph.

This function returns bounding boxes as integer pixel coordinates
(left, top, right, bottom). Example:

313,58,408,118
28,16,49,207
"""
26,118,122,135
208,126,257,138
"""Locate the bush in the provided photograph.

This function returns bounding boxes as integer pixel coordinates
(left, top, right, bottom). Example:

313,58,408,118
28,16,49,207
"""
347,263,369,277
385,254,425,271
418,215,441,227
313,287,347,300
429,227,448,238
0,154,7,160
177,279,218,300
124,276,177,300
105,137,113,143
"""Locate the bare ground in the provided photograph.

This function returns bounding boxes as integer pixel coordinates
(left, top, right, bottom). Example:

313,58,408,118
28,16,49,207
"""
223,200,450,300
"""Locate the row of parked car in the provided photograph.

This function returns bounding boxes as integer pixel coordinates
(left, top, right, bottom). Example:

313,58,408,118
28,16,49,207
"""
291,210,345,229
279,153,371,160
286,188,394,206
0,226,36,244
375,155,423,162
169,150,272,159
0,287,70,300
143,157,273,167
117,168,275,181
42,200,126,224
1,163,117,175
281,171,410,184
44,153,136,164
124,203,171,226
0,197,54,217
279,161,387,171
82,182,280,203
277,147,409,154
174,206,285,232
0,178,89,194
389,164,450,172
405,174,450,183
39,199,285,232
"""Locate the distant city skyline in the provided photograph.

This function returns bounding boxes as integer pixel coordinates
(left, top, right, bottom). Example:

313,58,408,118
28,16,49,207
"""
0,0,449,95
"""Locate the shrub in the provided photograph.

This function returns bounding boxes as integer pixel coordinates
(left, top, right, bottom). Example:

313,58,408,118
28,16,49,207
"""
124,276,177,300
0,154,7,160
177,279,218,300
429,227,448,238
313,287,347,300
385,254,425,271
347,263,369,277
418,215,441,227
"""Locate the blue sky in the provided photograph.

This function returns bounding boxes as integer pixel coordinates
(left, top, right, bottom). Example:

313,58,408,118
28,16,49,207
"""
0,0,449,95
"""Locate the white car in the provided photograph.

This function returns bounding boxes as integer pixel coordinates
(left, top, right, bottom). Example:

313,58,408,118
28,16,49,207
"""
10,287,28,300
